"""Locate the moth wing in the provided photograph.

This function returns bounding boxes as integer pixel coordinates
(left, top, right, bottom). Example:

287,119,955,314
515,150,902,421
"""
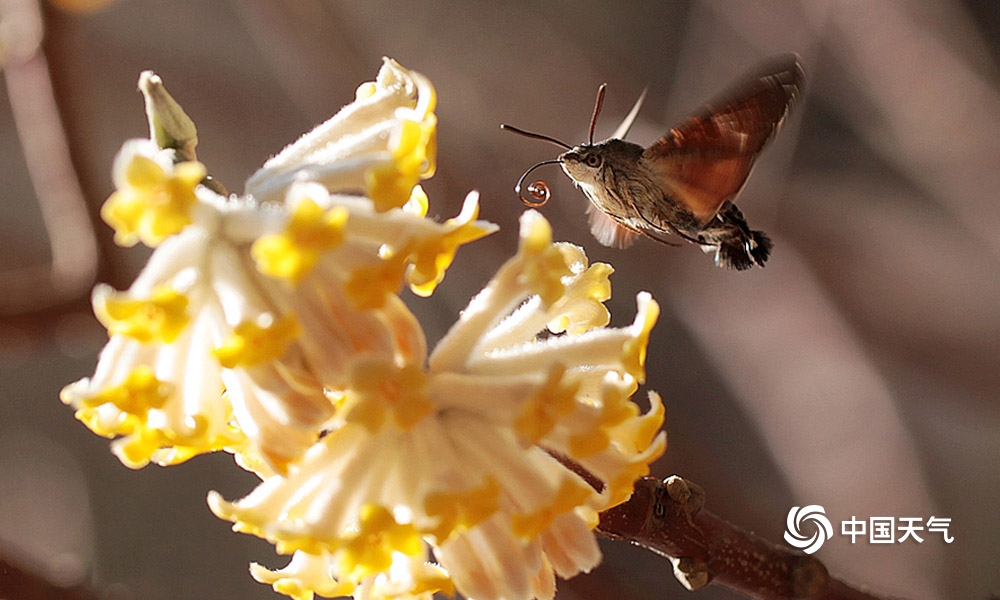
611,87,647,140
643,54,804,225
586,203,641,248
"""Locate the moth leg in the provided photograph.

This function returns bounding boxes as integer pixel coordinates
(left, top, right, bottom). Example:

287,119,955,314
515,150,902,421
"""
630,203,699,248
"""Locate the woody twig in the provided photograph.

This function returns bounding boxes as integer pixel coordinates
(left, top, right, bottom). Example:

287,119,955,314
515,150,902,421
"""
596,476,901,600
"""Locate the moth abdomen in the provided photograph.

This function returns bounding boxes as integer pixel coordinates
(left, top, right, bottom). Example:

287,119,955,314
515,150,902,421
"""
713,231,772,270
698,202,772,270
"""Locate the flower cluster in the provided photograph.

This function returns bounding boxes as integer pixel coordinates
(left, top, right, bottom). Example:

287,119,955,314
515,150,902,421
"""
62,59,666,600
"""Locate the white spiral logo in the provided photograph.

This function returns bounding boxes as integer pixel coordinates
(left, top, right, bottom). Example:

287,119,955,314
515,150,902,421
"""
784,505,833,554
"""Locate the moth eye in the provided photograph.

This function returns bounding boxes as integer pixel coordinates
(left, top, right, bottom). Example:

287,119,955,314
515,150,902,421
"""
584,153,602,168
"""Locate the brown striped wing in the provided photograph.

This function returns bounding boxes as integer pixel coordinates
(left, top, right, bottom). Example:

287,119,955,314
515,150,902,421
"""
643,54,804,224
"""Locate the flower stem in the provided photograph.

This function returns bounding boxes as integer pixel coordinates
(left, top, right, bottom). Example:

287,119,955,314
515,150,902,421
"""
597,475,904,600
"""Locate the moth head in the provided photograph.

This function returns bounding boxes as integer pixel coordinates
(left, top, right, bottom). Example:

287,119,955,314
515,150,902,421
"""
559,145,603,185
500,82,630,207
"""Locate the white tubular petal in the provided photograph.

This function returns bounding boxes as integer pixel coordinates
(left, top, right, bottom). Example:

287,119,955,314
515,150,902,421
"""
245,58,428,204
540,513,601,578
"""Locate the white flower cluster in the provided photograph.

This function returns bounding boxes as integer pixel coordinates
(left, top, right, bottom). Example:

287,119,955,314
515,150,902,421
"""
62,59,665,600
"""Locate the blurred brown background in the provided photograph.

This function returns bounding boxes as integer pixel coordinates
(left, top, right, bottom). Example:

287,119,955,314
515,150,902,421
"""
1,1,998,599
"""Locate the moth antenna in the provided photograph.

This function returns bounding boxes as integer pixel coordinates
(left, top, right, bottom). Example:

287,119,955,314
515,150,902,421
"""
500,124,572,150
514,159,564,207
588,83,607,145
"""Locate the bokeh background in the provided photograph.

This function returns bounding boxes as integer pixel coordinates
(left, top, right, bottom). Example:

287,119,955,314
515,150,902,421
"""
2,1,998,599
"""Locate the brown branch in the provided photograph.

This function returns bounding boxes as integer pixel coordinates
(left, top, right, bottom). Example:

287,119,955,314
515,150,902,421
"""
597,476,903,600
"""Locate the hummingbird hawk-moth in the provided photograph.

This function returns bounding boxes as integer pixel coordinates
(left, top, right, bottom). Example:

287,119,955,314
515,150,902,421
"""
501,54,804,270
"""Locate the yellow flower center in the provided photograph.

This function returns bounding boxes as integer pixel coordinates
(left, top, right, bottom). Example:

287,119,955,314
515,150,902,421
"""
511,479,594,539
346,359,433,432
519,215,572,305
336,504,424,582
83,365,172,415
365,93,437,212
213,314,301,369
424,477,501,542
252,199,349,283
622,294,659,383
101,155,205,247
96,284,190,344
514,364,579,444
